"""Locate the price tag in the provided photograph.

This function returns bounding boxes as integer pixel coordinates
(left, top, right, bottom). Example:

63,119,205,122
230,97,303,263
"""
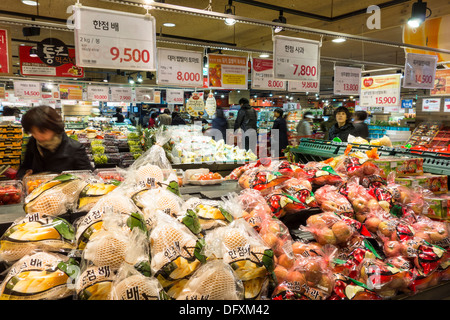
273,35,320,81
287,70,320,94
422,98,441,112
360,74,401,108
74,6,157,71
87,85,109,102
110,87,132,102
334,66,361,95
166,89,184,104
135,87,154,102
14,80,41,98
251,58,286,91
157,48,203,87
403,53,437,89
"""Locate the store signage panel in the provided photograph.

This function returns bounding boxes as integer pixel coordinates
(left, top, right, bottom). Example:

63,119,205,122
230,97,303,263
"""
166,89,184,105
135,87,154,102
186,92,205,117
208,54,248,90
444,98,450,112
431,69,450,96
360,74,401,108
422,98,441,112
273,35,320,82
333,66,361,95
157,48,203,87
74,6,157,71
401,99,414,109
403,53,437,89
110,87,132,102
14,81,41,99
251,58,286,91
205,91,216,116
59,84,83,100
0,29,12,75
87,85,109,102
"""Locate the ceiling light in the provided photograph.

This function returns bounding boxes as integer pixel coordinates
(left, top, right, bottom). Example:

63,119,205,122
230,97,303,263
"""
128,75,135,84
259,53,270,58
29,47,38,57
103,74,110,83
224,0,236,26
137,73,143,83
332,37,346,43
408,0,431,28
272,11,287,33
163,23,176,27
21,0,38,6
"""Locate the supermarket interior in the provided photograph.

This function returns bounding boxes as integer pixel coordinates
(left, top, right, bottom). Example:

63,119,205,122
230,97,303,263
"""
0,0,449,304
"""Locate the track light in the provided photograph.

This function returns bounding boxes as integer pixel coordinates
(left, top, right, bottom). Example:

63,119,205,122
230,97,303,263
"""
224,0,236,26
128,75,135,84
29,47,38,57
137,73,143,83
272,11,286,33
407,0,431,28
332,37,346,43
103,74,110,83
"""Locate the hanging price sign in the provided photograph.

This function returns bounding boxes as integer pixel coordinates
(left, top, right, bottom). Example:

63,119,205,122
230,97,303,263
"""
360,74,401,108
14,81,41,98
157,48,203,87
135,87,154,102
208,54,248,89
74,6,156,71
205,91,217,116
166,89,184,104
186,92,205,117
334,66,361,95
251,58,286,91
87,85,109,101
403,53,438,89
288,65,321,93
422,98,441,112
273,35,320,82
110,87,132,102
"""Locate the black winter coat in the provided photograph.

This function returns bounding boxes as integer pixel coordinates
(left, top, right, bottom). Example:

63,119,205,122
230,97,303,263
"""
234,104,257,131
328,122,355,142
272,117,289,151
17,133,94,179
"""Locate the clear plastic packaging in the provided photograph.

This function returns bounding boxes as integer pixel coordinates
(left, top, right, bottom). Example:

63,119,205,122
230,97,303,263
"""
24,173,58,195
0,179,23,206
314,185,354,218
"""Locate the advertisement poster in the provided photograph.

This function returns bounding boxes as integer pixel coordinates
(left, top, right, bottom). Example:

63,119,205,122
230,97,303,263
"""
208,54,248,90
333,66,361,95
360,74,401,108
0,84,6,99
251,58,286,91
401,99,414,109
157,48,203,87
40,83,59,99
0,29,12,75
431,69,450,96
422,98,441,112
186,92,205,117
59,84,83,100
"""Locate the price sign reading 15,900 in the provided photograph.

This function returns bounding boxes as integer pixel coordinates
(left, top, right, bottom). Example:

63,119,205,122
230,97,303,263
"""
110,47,151,64
375,96,397,105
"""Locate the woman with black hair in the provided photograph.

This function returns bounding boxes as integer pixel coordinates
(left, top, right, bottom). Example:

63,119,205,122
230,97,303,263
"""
352,110,370,140
17,105,93,179
272,108,289,154
328,106,355,142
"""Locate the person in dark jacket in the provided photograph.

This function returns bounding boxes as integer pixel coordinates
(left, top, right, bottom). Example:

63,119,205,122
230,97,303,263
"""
328,106,355,142
171,112,186,125
17,106,93,179
113,107,125,122
234,98,257,151
211,108,228,141
352,110,370,140
148,112,157,128
272,108,289,155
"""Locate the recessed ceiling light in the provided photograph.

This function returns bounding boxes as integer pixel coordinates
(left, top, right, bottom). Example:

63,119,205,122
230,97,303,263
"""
259,54,270,58
21,0,38,6
332,37,346,43
163,23,176,27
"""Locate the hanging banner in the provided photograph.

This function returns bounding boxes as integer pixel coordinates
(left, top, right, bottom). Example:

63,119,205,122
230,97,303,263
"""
422,98,441,112
208,54,248,89
205,91,217,116
135,87,154,102
166,89,184,104
445,98,450,112
110,87,132,102
403,52,437,89
273,35,320,82
333,66,361,95
431,69,450,96
0,28,12,75
13,81,41,99
74,6,157,71
87,85,109,102
186,92,205,117
59,84,83,100
157,48,203,87
360,74,401,108
251,58,286,91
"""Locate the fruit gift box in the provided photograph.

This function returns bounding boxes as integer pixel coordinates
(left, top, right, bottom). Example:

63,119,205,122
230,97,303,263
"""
370,157,424,179
395,174,448,195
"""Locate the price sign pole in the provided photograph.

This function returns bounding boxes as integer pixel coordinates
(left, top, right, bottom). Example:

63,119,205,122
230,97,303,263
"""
157,48,203,87
74,6,157,71
273,35,320,82
403,53,438,89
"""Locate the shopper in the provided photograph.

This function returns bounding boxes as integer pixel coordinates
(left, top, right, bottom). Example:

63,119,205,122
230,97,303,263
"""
148,112,157,128
171,112,186,125
352,110,370,140
296,111,313,137
272,108,289,155
113,107,125,123
157,109,172,126
211,108,227,141
234,98,257,151
328,106,355,142
17,105,93,180
227,112,235,130
2,106,20,118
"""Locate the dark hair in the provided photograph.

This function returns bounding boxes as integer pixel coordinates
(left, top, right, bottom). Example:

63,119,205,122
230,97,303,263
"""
216,108,225,118
229,112,234,117
3,106,17,116
354,110,368,121
115,107,122,113
274,108,284,117
163,108,171,115
334,106,352,123
239,98,249,105
21,105,64,134
151,113,158,119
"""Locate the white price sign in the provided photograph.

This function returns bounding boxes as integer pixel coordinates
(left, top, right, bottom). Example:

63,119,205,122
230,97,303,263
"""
157,48,203,87
403,53,438,89
166,89,184,104
74,6,157,71
422,98,441,112
334,66,361,95
288,77,320,93
110,87,132,102
360,74,401,108
135,87,154,102
251,58,286,91
14,80,41,98
87,85,109,101
445,98,450,112
273,35,320,81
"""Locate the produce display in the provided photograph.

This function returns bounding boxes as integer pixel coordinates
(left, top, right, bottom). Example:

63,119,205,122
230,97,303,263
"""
0,181,23,206
0,128,448,301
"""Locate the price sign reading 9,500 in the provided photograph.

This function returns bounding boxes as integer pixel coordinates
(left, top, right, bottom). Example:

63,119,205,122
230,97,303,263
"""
110,47,151,64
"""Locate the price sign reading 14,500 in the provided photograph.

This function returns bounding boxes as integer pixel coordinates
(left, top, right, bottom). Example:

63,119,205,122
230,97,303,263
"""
110,47,151,64
415,74,433,84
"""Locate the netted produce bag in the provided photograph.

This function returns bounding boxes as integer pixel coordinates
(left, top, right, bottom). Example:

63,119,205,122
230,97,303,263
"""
0,212,76,264
328,273,382,300
75,264,115,300
0,251,79,300
314,185,354,218
239,189,273,232
333,146,381,179
297,162,343,187
76,177,120,213
277,177,319,208
205,219,275,300
176,259,244,300
24,173,87,216
149,211,206,299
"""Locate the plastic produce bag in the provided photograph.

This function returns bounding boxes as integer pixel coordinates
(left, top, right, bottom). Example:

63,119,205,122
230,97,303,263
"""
278,178,319,208
76,180,119,213
239,189,273,232
314,185,354,218
177,259,244,300
343,178,384,222
76,265,115,300
328,273,382,300
0,212,76,263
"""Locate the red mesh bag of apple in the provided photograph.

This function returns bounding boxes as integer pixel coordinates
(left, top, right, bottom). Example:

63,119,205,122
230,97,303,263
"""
314,185,355,219
239,189,273,232
259,217,294,259
328,273,383,300
345,178,384,223
297,162,344,187
277,178,320,209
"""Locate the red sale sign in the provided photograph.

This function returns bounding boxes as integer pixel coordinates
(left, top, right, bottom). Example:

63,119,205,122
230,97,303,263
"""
251,58,286,91
0,29,11,75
